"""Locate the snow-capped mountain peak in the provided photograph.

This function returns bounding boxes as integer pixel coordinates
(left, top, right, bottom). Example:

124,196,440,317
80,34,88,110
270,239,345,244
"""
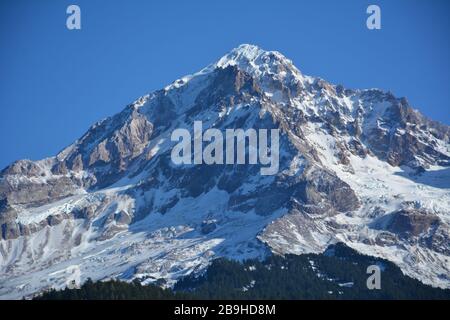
215,44,305,89
1,45,449,299
216,44,289,70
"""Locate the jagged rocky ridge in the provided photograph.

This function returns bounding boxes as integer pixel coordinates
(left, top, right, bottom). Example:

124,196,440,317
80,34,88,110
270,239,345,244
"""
0,44,449,298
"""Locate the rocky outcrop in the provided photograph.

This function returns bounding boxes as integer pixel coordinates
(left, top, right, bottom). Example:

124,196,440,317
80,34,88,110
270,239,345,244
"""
361,97,450,168
380,209,441,238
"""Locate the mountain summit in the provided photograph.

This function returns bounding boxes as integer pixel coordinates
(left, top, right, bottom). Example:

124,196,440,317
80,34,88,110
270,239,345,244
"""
1,45,449,298
215,43,301,76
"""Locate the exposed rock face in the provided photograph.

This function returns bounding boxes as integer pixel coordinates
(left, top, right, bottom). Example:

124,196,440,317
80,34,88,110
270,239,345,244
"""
1,160,42,177
0,198,20,240
360,97,450,168
369,207,450,257
0,44,449,299
0,156,84,214
62,109,154,187
384,209,441,238
0,175,80,207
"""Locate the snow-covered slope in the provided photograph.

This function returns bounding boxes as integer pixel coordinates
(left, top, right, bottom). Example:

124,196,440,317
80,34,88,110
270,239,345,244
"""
1,44,449,299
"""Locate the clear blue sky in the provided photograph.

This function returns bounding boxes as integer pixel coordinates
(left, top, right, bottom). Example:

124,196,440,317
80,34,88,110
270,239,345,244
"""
0,0,449,169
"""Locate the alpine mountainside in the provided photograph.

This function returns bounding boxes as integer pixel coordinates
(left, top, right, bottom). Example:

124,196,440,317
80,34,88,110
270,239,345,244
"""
36,243,450,300
1,44,449,299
